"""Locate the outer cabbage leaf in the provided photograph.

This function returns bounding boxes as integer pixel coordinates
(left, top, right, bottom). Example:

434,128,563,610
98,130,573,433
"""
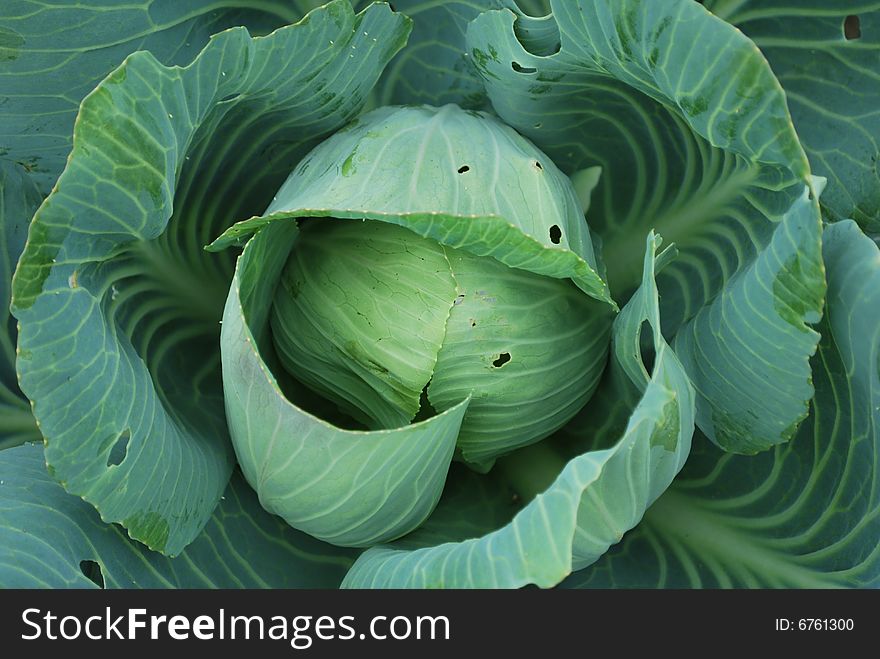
0,162,41,450
564,221,879,588
0,443,355,588
0,0,319,195
673,189,824,453
357,0,511,109
702,0,880,234
10,0,411,555
347,0,553,109
467,0,825,453
341,234,694,588
1,2,321,452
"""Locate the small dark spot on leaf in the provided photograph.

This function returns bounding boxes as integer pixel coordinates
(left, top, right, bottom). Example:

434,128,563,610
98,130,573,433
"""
470,319,477,327
511,61,537,74
535,161,543,170
844,15,861,40
533,122,542,129
457,165,470,174
107,429,130,467
492,352,511,367
80,560,105,588
549,225,561,244
218,93,240,103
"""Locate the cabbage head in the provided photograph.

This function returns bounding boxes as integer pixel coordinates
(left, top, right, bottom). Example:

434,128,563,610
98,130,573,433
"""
0,0,877,590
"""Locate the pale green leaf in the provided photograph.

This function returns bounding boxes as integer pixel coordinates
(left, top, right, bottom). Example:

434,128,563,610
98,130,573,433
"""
222,220,469,547
271,220,458,429
211,104,613,305
341,234,694,588
429,245,612,469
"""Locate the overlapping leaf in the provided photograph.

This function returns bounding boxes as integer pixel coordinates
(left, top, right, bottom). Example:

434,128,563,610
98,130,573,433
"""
0,2,322,451
702,0,880,233
564,221,879,588
673,189,825,453
0,443,356,588
210,104,612,304
0,161,41,450
10,0,411,555
467,0,824,453
222,220,468,547
341,235,694,588
0,0,319,194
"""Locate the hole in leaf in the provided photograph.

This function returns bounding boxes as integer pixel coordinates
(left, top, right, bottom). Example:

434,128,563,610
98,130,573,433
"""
511,61,537,74
107,429,130,467
535,161,543,170
512,12,560,57
470,319,477,327
80,560,105,588
457,165,470,174
492,352,511,368
412,381,437,423
549,225,562,244
844,15,861,40
638,320,656,374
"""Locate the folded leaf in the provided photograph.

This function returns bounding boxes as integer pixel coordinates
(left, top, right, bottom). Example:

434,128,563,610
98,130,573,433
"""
468,0,823,453
223,219,468,547
564,220,879,588
10,0,411,555
210,104,613,305
342,234,694,588
673,188,824,453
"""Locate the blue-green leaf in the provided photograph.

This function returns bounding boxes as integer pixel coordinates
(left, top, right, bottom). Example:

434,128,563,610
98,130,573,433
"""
0,443,355,588
10,0,411,555
363,0,509,109
702,0,880,233
0,161,41,450
468,0,824,453
563,220,879,588
0,0,319,195
673,188,825,453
